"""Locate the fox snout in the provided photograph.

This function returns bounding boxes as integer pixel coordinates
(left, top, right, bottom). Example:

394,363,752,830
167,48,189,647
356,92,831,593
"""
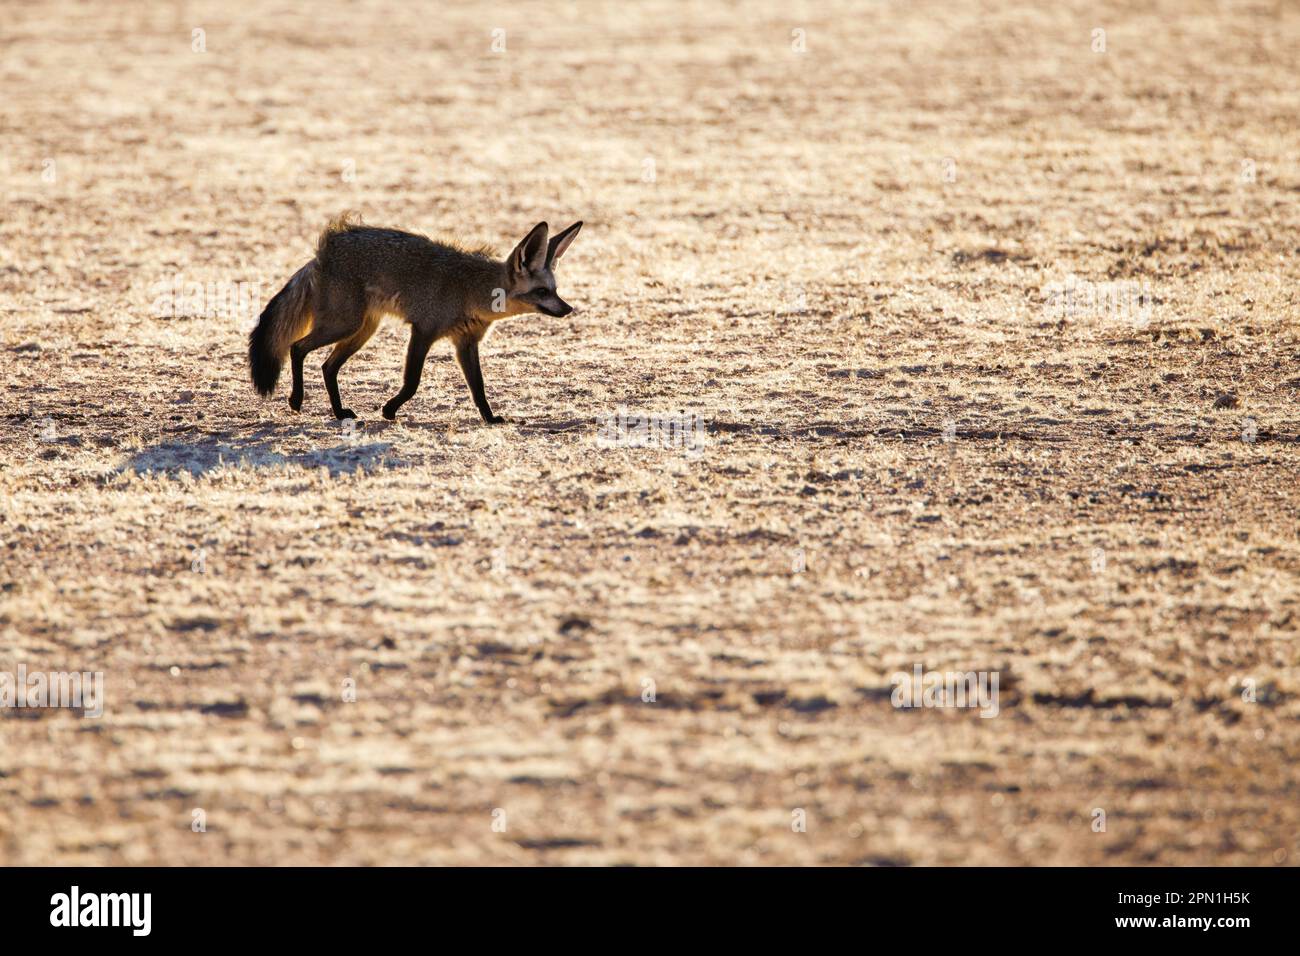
539,296,573,318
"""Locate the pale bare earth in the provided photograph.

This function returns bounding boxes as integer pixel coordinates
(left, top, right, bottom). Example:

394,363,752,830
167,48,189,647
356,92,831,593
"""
1,0,1298,866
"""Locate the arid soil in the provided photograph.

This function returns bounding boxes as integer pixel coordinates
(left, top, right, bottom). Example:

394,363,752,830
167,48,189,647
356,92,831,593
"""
1,0,1298,865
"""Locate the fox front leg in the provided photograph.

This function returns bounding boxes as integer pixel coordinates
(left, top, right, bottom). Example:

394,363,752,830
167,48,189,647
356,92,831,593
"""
382,327,435,421
454,338,504,425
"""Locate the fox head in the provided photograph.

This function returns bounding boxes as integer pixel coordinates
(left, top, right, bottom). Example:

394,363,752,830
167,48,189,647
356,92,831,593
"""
504,221,582,317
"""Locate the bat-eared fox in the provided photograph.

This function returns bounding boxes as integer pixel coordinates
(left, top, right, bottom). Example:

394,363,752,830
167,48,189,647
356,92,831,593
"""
248,216,583,423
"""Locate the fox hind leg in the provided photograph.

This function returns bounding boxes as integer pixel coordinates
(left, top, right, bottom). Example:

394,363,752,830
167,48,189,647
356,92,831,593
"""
289,341,309,411
321,311,382,419
287,284,368,417
289,326,346,412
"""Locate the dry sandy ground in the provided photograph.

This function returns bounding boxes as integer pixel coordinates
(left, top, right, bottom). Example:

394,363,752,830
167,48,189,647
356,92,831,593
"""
1,0,1298,866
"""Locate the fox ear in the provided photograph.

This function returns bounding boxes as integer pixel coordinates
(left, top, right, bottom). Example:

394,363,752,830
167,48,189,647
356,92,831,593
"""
546,221,582,266
510,222,549,275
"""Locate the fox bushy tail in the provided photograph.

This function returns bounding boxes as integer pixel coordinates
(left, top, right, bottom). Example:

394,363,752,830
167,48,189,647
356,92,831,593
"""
248,262,316,396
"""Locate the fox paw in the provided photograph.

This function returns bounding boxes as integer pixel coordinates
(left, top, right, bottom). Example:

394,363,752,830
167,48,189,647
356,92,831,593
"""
336,408,357,420
381,404,398,421
484,414,507,425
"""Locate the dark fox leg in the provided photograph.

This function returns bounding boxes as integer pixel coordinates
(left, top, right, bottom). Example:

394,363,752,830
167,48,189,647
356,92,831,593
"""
289,326,348,412
288,283,368,417
289,343,309,411
321,315,381,420
382,327,435,421
454,337,503,424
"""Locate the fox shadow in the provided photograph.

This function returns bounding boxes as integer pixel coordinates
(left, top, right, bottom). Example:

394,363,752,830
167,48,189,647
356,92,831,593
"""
122,426,406,478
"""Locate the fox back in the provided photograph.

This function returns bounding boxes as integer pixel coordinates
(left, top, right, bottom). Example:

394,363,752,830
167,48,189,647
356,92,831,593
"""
317,224,503,336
